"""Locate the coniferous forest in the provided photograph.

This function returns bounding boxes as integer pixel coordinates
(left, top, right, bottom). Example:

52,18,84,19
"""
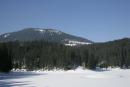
0,38,130,72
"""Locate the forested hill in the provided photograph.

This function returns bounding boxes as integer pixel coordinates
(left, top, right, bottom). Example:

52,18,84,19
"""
0,38,130,72
0,28,93,45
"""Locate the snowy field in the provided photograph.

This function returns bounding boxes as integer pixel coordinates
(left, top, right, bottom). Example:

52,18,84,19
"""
0,67,130,87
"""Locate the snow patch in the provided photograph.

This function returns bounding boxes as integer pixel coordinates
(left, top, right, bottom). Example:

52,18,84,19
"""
65,43,77,46
47,29,62,35
39,29,45,32
34,29,62,35
65,40,92,46
35,29,45,33
11,68,27,72
68,40,91,45
3,33,10,38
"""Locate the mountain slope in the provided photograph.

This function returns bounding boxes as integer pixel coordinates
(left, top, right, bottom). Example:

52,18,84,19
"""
0,28,93,45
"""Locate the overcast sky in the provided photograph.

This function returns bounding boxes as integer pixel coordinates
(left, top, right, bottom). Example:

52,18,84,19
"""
0,0,130,42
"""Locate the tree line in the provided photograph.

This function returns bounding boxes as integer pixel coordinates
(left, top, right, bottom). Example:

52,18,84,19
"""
0,38,130,72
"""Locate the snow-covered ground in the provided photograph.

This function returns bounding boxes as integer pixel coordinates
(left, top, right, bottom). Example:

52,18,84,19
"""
0,67,130,87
